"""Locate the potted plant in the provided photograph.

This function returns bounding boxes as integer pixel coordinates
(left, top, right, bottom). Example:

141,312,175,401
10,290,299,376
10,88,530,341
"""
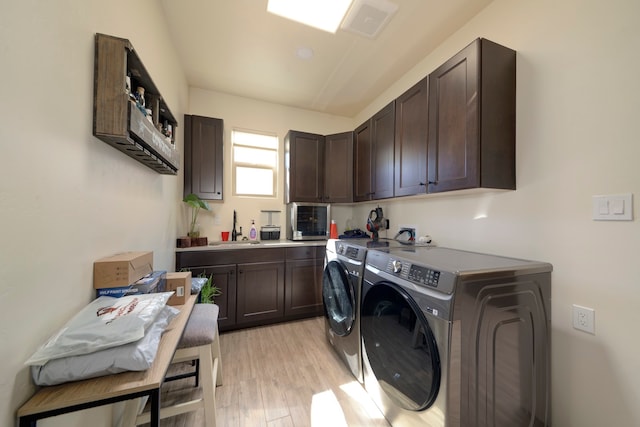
199,273,221,304
183,193,211,238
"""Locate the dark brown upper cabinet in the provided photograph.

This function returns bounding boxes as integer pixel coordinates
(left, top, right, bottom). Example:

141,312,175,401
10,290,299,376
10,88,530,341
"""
394,77,429,197
427,38,516,193
353,120,373,202
371,101,396,199
286,130,354,203
324,131,353,203
354,101,396,201
285,131,325,203
93,33,179,174
184,115,223,200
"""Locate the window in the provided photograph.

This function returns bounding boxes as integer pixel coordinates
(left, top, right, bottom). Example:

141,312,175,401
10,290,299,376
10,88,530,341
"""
232,129,279,197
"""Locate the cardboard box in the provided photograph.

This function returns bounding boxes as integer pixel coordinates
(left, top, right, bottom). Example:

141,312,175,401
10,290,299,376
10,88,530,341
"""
95,270,166,298
165,271,192,306
93,251,153,289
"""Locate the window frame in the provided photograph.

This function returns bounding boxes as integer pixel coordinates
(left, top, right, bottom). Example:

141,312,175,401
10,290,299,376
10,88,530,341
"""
231,129,279,198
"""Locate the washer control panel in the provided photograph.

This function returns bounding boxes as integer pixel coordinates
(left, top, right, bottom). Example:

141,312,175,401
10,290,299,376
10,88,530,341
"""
386,258,441,288
408,264,441,287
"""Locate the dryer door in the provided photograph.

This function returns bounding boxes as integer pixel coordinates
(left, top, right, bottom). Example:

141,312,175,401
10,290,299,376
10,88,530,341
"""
322,260,356,336
361,281,441,411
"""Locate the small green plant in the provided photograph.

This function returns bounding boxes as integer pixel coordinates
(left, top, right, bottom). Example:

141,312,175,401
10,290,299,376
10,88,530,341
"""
183,193,211,237
199,273,221,304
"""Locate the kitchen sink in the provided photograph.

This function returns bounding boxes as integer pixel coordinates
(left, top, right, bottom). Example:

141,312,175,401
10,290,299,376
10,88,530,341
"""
209,240,261,246
262,242,303,246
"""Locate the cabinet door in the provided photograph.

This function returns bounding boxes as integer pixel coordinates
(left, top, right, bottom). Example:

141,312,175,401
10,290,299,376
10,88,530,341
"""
236,262,285,325
395,77,429,197
285,258,324,317
286,131,324,203
184,115,223,200
187,264,237,332
371,101,396,199
428,39,515,193
324,131,353,203
353,120,373,202
427,41,480,193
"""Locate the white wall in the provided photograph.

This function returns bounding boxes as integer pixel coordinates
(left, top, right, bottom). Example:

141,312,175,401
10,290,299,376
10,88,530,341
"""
345,1,640,426
187,88,353,240
0,1,188,426
3,1,639,426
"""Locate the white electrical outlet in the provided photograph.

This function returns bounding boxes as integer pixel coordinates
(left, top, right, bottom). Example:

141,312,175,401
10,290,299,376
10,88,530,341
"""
572,304,595,334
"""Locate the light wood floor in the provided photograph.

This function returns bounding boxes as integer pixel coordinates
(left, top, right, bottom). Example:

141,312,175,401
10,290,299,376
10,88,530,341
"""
147,316,390,426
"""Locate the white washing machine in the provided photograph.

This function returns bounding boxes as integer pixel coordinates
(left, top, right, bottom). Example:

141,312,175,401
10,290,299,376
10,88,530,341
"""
361,246,552,427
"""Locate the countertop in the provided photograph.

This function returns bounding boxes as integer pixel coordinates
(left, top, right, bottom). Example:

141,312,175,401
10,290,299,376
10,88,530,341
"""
175,239,328,252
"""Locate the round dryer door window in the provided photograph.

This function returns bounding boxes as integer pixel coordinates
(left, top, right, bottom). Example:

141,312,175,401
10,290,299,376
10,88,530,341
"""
361,282,441,411
322,260,356,337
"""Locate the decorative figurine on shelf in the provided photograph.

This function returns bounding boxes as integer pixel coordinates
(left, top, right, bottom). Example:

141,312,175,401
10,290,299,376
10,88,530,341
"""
134,86,146,108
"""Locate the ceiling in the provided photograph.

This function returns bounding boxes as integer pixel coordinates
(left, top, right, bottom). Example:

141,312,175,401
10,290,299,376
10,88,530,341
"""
159,0,493,117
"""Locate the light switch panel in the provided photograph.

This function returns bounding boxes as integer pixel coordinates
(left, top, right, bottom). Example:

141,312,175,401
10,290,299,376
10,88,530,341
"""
592,193,633,221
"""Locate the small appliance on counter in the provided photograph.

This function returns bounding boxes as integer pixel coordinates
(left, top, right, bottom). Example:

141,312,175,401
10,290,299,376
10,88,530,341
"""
260,209,281,240
286,202,330,241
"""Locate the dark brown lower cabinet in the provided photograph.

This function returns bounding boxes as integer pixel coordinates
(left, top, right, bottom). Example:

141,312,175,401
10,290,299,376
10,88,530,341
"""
236,261,285,325
178,264,237,332
176,245,325,331
285,247,325,317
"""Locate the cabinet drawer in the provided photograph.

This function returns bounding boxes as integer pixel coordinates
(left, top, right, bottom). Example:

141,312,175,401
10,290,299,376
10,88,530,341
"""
286,246,325,260
176,248,285,268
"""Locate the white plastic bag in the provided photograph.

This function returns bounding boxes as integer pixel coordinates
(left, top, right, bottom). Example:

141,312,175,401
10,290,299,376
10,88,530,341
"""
25,292,173,366
31,305,179,385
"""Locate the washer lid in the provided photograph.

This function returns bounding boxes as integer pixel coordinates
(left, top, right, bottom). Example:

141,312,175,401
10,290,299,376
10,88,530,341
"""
377,246,552,277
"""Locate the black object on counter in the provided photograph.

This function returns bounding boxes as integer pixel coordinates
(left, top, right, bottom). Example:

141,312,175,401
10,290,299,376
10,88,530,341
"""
339,229,370,239
232,210,238,241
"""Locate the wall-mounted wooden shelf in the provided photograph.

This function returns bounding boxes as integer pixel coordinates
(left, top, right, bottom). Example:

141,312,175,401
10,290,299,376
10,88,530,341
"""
93,33,179,175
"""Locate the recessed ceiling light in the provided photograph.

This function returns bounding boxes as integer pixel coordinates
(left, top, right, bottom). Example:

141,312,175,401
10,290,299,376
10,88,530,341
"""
295,47,314,60
267,0,354,33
